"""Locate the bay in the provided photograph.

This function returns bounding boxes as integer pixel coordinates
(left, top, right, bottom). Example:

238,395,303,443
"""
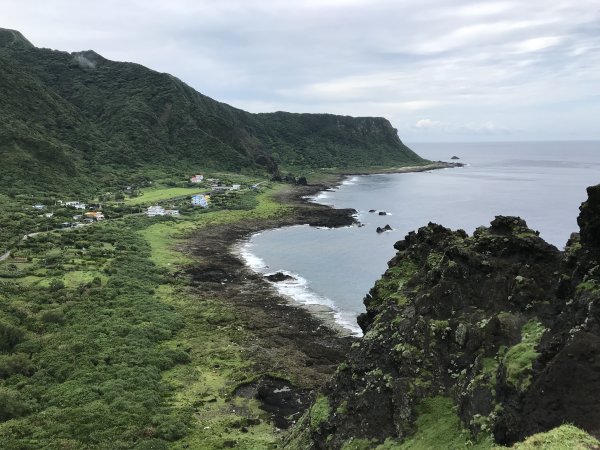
239,141,600,335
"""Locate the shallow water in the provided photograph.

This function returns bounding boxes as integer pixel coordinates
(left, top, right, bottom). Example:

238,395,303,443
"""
240,141,600,334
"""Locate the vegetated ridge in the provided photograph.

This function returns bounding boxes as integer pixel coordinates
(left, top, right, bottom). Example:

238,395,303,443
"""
0,27,425,195
287,184,600,449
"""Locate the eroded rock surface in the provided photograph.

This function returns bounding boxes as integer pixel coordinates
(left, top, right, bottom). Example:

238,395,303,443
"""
287,185,600,449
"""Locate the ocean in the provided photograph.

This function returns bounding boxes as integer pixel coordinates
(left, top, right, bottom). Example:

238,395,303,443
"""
238,141,600,335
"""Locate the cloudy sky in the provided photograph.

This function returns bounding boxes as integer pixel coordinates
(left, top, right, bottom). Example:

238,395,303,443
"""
3,0,600,141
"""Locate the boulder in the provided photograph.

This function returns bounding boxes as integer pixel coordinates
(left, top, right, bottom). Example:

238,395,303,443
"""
376,225,392,233
265,272,294,282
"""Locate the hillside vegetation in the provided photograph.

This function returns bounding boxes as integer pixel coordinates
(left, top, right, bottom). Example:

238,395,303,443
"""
0,27,425,196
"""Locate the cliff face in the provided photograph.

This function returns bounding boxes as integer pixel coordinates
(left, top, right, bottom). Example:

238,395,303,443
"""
288,185,600,449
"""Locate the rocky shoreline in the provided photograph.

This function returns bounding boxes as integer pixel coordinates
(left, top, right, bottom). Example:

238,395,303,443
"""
286,185,600,449
178,178,358,427
177,162,459,431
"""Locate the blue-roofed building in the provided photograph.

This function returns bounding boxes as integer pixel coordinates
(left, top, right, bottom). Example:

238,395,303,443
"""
191,194,209,208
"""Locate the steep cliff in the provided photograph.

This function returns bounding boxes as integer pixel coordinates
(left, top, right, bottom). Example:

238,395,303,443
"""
287,185,600,449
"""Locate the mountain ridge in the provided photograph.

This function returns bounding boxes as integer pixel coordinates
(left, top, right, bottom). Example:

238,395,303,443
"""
0,28,425,195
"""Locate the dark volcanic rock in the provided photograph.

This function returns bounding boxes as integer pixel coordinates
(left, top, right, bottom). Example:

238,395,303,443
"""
578,184,600,253
265,272,295,282
376,225,393,233
378,211,387,216
287,184,600,449
451,155,460,160
369,209,376,213
235,376,312,429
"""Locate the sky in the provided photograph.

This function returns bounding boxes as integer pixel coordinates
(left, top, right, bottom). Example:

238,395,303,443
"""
3,0,600,142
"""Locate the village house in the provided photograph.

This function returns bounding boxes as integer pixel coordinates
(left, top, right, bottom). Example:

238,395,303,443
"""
191,194,210,208
84,211,105,221
212,184,241,192
190,174,204,183
146,205,179,217
65,201,86,210
147,205,165,217
33,204,45,210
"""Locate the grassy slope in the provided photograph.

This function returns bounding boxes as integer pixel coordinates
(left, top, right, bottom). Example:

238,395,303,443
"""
0,185,290,449
140,186,291,449
337,398,599,450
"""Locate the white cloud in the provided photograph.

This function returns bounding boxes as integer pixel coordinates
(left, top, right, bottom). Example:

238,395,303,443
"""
514,36,563,53
414,118,443,129
2,0,600,140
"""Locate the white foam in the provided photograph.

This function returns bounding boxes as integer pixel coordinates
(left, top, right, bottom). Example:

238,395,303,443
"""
237,240,268,271
311,191,332,205
341,176,360,186
237,241,363,336
265,270,335,308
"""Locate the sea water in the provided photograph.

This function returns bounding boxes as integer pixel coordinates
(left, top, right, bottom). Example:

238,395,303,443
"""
239,141,600,335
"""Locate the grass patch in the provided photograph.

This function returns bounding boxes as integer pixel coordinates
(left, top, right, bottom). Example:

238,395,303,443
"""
125,187,206,206
506,424,600,449
139,221,195,269
309,394,331,431
159,288,280,450
372,259,417,307
503,320,545,391
61,270,106,288
393,397,492,449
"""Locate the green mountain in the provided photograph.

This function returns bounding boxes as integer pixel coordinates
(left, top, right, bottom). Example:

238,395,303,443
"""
0,28,425,195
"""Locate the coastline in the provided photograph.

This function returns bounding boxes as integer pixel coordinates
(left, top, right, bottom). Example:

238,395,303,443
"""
338,160,463,175
229,161,461,336
175,162,458,431
183,161,463,342
180,179,358,387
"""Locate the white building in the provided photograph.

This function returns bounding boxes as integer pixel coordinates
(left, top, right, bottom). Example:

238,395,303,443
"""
190,174,204,183
65,201,86,210
147,205,166,217
147,206,179,217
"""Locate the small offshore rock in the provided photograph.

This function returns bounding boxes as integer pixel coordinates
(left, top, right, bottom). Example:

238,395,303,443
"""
265,272,295,282
369,209,376,213
451,155,460,160
378,211,388,216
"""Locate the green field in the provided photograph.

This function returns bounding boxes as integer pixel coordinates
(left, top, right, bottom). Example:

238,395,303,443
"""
125,187,205,205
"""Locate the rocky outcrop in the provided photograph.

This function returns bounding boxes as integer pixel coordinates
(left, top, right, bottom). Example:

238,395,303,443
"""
286,185,600,449
265,272,295,282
